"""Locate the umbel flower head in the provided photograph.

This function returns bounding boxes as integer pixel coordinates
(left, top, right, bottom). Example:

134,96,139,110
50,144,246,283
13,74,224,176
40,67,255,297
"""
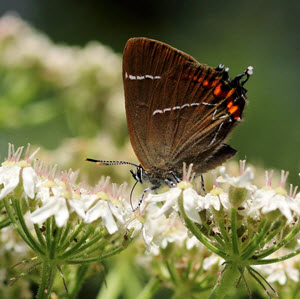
0,144,142,297
144,162,300,298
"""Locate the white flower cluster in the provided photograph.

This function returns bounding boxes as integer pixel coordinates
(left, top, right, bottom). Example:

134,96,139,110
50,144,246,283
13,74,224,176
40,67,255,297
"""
146,163,300,230
141,162,300,291
0,13,121,88
0,144,141,237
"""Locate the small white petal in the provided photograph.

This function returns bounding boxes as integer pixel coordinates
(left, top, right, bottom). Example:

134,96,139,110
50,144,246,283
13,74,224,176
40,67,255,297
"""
31,196,69,227
203,193,221,211
85,201,118,234
69,198,86,218
183,188,201,224
218,166,254,188
22,167,38,199
0,166,21,199
68,193,98,217
108,201,129,224
147,188,181,203
126,219,142,238
31,198,59,224
54,198,69,227
148,188,182,217
85,201,103,222
154,196,178,217
36,186,50,203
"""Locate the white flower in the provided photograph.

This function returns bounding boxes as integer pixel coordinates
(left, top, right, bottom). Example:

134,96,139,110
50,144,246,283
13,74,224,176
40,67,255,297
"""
84,200,119,234
147,187,182,216
22,166,38,198
286,196,300,216
183,188,202,224
217,166,254,188
0,165,21,199
126,219,143,238
68,193,98,219
0,165,38,200
31,186,69,227
147,187,201,223
249,189,293,223
142,204,189,252
108,199,131,225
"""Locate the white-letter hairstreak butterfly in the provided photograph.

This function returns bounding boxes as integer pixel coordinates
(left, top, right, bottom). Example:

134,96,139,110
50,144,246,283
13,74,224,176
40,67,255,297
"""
85,37,253,211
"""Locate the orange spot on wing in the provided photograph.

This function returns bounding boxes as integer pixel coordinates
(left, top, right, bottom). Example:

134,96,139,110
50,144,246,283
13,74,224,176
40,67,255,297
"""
202,79,218,89
214,84,235,99
228,105,238,114
227,101,233,109
202,79,209,87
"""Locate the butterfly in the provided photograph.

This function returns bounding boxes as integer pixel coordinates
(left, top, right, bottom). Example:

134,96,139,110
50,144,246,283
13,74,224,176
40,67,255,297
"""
85,37,253,210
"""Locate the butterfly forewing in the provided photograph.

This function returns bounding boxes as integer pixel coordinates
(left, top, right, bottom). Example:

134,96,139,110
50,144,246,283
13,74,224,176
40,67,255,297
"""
123,37,247,177
123,38,198,170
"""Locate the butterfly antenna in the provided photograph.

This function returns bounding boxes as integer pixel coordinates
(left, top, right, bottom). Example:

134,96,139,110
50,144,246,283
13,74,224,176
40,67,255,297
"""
241,66,253,85
130,181,138,210
84,158,139,168
232,66,253,86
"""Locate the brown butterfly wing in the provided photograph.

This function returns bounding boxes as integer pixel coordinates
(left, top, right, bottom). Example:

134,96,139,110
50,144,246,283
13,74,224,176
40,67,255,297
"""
146,60,246,176
123,38,247,177
123,37,198,170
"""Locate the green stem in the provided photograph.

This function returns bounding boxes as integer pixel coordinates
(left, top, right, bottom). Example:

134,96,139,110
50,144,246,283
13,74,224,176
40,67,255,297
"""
230,208,239,255
0,217,11,229
60,226,95,259
3,198,31,246
218,218,231,248
255,221,300,259
241,219,270,259
258,220,284,248
136,277,161,299
200,213,225,248
33,223,46,249
178,195,227,259
59,222,86,253
208,264,240,299
66,244,127,264
36,261,57,299
58,221,72,248
45,218,51,250
251,246,300,265
50,225,63,259
4,197,44,254
68,233,112,258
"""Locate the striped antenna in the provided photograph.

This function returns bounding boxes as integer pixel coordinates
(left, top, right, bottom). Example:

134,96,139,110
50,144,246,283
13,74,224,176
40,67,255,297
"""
84,158,139,168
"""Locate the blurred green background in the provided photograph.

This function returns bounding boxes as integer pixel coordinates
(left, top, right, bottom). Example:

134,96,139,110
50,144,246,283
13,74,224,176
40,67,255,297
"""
0,0,299,186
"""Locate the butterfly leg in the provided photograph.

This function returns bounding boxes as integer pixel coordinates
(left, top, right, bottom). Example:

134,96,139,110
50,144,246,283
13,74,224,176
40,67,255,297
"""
132,185,160,212
164,178,177,187
201,174,207,195
169,171,181,183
